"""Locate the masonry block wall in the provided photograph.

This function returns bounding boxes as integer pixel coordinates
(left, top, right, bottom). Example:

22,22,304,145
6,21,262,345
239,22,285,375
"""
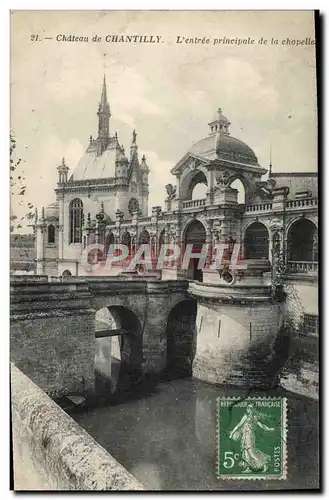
10,280,96,398
279,278,319,399
193,301,283,388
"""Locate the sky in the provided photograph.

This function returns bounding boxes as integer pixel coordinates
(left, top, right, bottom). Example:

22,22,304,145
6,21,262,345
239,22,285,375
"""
10,10,317,230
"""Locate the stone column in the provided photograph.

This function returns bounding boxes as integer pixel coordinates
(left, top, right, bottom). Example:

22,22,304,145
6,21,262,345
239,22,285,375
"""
206,168,215,205
205,220,213,268
57,192,64,261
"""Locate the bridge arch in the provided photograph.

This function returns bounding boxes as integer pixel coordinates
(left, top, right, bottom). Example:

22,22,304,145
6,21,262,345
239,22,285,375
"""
94,304,143,396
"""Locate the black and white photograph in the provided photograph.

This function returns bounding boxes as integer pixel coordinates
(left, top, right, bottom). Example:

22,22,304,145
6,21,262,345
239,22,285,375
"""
9,9,319,491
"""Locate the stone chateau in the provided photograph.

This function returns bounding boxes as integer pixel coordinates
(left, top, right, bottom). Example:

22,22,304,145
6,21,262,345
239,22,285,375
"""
35,76,318,283
29,75,318,396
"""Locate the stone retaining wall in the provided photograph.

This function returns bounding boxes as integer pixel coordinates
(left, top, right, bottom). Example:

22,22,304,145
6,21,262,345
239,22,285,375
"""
11,363,144,491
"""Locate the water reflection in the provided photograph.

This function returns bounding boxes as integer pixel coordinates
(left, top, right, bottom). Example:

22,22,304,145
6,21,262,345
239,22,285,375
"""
70,378,319,491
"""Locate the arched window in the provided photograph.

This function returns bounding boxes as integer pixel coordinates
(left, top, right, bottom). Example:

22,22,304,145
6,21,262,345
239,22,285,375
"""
139,229,150,245
47,224,55,244
105,232,115,256
244,222,269,260
69,198,83,244
121,231,131,252
184,219,207,281
287,219,317,262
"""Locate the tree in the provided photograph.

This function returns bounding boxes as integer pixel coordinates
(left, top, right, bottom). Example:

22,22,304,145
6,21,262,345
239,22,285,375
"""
10,133,34,232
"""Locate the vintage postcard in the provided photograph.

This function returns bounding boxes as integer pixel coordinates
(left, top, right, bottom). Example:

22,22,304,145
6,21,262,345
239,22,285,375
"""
10,10,319,491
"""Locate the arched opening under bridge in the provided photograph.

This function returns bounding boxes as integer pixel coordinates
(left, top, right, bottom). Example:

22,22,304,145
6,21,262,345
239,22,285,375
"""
94,305,143,397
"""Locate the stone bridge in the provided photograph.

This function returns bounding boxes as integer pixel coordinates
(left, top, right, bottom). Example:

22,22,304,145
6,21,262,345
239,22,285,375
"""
10,277,197,399
11,263,302,400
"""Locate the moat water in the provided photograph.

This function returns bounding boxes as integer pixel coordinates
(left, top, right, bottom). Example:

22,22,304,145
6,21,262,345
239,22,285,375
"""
69,377,319,491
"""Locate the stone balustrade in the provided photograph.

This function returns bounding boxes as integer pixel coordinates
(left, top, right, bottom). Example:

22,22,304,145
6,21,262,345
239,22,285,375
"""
245,203,273,212
182,198,206,209
286,197,318,209
286,261,318,274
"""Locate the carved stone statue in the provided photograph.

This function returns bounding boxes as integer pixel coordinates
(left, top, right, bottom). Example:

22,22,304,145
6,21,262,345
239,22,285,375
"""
165,184,177,199
213,171,230,193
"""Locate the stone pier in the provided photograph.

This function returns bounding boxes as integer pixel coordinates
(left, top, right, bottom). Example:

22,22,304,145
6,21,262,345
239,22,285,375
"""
189,261,286,388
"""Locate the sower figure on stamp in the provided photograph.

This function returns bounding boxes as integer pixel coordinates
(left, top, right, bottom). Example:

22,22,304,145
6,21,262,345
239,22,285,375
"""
229,404,275,473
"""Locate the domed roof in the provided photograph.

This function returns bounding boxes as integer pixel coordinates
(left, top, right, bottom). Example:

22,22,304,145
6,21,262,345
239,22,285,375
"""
188,109,259,166
189,133,259,166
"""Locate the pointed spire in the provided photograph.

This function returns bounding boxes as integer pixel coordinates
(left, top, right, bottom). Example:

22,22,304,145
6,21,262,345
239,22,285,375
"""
97,75,111,153
140,154,149,172
99,74,110,113
116,144,128,164
130,130,138,158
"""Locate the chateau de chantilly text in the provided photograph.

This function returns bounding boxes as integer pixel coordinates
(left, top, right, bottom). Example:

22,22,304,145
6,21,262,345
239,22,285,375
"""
30,33,316,47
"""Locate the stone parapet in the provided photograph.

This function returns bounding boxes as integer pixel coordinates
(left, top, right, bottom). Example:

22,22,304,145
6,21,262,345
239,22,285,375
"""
11,363,144,491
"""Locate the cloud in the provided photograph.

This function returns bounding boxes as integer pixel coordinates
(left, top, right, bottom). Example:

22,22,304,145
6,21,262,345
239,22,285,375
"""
109,67,169,127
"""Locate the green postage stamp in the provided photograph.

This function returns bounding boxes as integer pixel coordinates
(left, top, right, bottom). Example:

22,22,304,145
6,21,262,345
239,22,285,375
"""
217,397,287,480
